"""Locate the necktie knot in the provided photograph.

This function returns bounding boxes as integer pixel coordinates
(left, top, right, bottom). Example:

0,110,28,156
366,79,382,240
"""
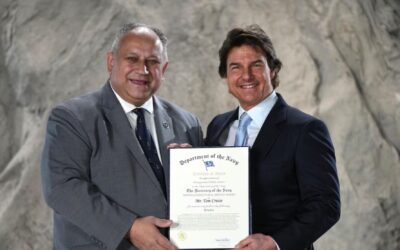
234,112,252,146
133,108,148,142
238,112,252,129
133,107,145,117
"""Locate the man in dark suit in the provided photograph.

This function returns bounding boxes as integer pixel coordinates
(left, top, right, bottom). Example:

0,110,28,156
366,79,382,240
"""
41,23,203,249
205,25,340,250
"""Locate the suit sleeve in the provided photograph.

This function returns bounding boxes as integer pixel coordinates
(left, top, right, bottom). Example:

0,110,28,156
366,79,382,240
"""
194,116,205,146
272,119,340,249
41,106,137,249
204,116,217,146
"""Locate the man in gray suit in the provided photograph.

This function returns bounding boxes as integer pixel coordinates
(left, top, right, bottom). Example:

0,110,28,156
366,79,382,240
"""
41,22,203,250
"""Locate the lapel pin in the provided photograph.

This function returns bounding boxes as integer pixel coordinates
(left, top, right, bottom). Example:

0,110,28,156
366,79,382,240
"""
162,122,169,128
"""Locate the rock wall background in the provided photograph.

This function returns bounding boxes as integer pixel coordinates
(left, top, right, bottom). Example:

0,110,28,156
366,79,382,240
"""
0,0,399,249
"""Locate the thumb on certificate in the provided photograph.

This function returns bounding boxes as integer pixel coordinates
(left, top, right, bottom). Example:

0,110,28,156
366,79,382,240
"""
167,143,192,149
154,218,174,228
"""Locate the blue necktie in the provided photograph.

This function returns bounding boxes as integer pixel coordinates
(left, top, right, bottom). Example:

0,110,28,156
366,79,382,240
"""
133,108,166,197
234,112,252,146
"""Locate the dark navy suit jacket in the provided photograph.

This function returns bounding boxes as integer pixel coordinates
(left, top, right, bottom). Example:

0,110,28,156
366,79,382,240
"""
205,94,340,250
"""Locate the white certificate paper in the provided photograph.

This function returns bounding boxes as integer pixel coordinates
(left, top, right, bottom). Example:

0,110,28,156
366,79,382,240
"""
169,147,249,249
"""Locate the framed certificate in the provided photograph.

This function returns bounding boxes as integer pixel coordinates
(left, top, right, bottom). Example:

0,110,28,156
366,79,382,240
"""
169,147,249,249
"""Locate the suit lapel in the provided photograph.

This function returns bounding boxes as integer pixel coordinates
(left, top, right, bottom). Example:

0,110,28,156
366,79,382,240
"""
251,94,287,158
153,96,175,195
211,109,238,146
153,96,175,164
100,83,167,201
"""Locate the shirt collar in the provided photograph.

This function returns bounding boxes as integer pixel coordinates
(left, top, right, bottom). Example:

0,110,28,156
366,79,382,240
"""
111,86,154,114
238,91,278,128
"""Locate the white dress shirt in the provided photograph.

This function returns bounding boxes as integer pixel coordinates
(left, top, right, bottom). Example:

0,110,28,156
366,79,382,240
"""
225,91,278,147
111,88,162,163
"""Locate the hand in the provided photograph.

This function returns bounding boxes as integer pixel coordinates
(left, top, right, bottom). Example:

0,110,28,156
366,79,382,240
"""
167,143,192,149
235,234,278,250
128,216,177,250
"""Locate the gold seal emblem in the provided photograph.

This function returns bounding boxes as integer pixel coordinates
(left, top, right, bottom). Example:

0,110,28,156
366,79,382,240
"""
178,231,187,241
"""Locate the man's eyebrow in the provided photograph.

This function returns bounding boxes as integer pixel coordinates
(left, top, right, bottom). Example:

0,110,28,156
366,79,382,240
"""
228,62,241,67
147,55,161,60
125,52,139,57
251,59,265,64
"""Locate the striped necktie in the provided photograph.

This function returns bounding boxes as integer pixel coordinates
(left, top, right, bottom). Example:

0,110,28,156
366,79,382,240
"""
133,108,166,197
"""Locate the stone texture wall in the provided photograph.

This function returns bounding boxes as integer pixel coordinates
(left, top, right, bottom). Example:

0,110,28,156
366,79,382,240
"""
0,0,399,249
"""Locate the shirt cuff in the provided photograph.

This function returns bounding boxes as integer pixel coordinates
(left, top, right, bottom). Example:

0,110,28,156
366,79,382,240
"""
271,237,280,250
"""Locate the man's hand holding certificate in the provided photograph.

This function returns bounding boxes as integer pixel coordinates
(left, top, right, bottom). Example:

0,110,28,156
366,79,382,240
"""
169,147,249,249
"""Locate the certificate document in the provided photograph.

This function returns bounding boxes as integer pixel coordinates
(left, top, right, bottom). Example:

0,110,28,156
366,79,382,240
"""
169,147,249,249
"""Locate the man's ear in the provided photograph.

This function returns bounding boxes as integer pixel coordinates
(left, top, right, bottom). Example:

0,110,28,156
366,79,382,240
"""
270,69,276,79
107,52,114,73
161,62,169,75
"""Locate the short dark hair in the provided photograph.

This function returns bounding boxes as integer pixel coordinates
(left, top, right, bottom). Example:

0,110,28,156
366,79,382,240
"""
111,22,168,60
218,24,282,88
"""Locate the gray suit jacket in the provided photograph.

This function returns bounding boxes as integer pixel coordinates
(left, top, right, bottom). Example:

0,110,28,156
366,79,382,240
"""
41,82,203,249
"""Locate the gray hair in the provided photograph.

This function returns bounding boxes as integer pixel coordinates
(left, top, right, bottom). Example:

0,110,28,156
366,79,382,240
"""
111,22,168,61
